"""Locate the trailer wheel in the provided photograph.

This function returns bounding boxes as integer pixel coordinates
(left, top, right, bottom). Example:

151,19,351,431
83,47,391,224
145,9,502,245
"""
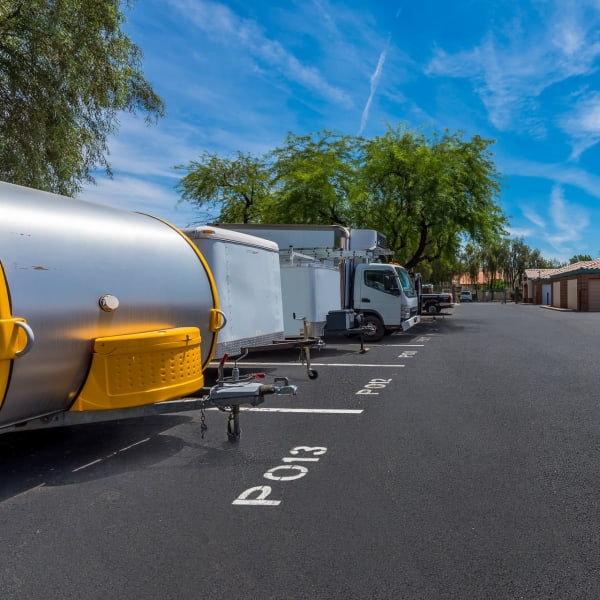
362,315,385,342
308,369,319,380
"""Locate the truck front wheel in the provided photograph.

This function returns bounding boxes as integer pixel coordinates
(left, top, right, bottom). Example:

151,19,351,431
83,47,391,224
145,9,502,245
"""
362,315,385,342
426,303,439,314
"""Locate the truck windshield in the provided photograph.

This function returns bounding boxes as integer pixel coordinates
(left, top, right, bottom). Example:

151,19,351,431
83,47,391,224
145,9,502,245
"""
394,266,416,297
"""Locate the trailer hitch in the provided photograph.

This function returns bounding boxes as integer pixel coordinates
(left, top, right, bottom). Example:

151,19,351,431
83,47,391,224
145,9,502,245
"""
206,354,297,441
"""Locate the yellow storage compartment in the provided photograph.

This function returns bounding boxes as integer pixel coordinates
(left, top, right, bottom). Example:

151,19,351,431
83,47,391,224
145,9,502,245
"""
72,327,203,411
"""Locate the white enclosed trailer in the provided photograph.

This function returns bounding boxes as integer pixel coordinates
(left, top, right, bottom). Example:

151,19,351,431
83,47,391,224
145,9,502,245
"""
182,226,285,358
280,261,341,337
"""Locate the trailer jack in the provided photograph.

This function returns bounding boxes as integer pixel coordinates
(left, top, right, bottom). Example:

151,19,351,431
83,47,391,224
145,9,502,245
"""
292,313,322,379
207,353,297,441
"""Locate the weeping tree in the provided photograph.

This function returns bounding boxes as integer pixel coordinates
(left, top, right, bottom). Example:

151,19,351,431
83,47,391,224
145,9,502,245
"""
0,0,164,196
176,151,272,223
353,125,506,270
264,130,359,225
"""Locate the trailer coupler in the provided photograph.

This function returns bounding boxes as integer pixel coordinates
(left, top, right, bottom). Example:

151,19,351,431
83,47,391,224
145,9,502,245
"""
205,377,297,441
205,353,297,440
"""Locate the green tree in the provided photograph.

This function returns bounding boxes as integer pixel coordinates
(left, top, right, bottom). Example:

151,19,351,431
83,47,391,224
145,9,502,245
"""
265,131,359,225
460,242,482,287
499,237,532,295
354,125,506,270
176,151,271,223
569,254,593,263
177,125,508,272
480,241,506,297
0,0,164,196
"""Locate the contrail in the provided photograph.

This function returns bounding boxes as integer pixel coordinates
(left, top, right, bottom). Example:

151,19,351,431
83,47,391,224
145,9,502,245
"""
359,37,390,135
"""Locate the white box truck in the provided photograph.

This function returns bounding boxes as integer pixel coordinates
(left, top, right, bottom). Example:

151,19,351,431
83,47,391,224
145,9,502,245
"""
212,224,420,341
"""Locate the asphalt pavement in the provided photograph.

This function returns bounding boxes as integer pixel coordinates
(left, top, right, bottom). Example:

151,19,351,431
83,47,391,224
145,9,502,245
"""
1,303,600,599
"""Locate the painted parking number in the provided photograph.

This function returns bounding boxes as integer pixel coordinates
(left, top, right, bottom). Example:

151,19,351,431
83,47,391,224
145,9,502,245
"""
233,446,327,506
356,378,392,396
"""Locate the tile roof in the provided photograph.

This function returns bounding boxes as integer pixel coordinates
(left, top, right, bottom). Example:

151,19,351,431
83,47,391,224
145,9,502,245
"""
525,258,600,279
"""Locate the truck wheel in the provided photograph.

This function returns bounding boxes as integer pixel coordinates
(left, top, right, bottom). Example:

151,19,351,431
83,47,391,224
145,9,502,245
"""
426,303,439,314
362,315,385,342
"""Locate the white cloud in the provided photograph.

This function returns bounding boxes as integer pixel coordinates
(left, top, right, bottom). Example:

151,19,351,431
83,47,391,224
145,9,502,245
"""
501,156,600,200
425,1,600,133
359,39,390,135
546,185,589,250
507,226,536,238
79,175,204,227
559,91,600,158
521,207,546,229
169,0,353,108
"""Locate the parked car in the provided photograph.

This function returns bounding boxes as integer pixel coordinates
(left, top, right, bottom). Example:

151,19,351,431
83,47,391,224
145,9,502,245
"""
420,291,454,314
460,290,473,302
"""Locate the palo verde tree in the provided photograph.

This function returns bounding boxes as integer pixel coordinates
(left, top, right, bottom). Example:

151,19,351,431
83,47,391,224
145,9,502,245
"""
176,151,271,223
0,0,164,196
459,242,483,286
264,130,360,225
499,237,536,294
353,125,507,270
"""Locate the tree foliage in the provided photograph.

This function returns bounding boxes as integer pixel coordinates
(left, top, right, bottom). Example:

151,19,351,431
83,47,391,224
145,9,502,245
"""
178,125,507,272
457,237,564,295
0,0,164,196
570,254,593,263
176,151,271,223
354,125,506,269
265,131,358,225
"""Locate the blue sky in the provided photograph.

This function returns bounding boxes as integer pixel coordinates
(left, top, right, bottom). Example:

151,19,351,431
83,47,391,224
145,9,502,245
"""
79,0,600,262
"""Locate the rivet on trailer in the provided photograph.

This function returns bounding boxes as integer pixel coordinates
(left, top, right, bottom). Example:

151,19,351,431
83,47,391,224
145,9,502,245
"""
0,182,296,442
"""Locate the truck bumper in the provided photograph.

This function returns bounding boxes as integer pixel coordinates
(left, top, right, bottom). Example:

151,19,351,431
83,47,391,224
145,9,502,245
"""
401,314,421,331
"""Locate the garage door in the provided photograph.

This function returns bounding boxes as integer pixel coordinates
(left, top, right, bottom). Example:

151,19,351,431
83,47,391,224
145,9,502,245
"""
542,284,551,305
589,279,600,311
567,279,577,310
552,282,561,307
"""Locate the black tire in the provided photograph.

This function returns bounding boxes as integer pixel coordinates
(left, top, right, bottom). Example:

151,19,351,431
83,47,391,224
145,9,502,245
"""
362,314,385,342
426,303,439,314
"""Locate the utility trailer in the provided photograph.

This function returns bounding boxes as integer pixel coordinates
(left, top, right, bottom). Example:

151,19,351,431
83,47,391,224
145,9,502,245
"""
181,226,285,359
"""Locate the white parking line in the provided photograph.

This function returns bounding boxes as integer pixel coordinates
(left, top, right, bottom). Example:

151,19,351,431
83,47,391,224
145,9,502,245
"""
4,483,46,502
222,362,405,368
72,437,150,472
239,408,363,414
382,344,425,347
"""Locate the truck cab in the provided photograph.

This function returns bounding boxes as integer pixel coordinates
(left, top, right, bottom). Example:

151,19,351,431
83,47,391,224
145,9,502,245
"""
353,263,419,339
